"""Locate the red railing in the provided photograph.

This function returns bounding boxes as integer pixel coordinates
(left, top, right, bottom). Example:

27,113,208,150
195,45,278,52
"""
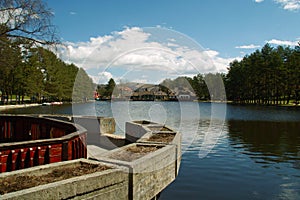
0,115,87,173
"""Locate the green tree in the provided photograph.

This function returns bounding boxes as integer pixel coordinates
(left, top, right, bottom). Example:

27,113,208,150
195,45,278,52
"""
0,36,22,104
188,74,209,100
226,60,246,103
72,68,94,102
285,46,300,104
225,43,300,105
104,78,116,98
204,73,226,101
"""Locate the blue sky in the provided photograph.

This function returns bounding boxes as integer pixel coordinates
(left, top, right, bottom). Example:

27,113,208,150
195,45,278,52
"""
45,0,300,83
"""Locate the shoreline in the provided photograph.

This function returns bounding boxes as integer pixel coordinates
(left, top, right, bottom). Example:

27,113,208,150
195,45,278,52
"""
0,103,41,111
224,101,299,108
0,101,298,112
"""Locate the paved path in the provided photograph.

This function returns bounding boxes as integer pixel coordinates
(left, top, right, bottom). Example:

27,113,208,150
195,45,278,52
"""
0,104,40,111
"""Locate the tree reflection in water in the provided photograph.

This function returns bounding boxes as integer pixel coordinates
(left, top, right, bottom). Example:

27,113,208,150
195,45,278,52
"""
227,120,300,167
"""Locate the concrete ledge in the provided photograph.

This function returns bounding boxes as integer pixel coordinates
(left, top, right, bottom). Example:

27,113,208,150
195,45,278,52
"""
92,143,177,200
133,122,182,176
98,134,126,150
0,159,129,200
125,121,153,143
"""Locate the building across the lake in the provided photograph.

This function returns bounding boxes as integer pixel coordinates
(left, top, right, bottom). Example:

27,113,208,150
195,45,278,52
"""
95,82,198,101
129,84,196,101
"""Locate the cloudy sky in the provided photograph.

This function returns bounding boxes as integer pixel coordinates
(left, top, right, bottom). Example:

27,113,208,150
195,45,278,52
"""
45,0,300,84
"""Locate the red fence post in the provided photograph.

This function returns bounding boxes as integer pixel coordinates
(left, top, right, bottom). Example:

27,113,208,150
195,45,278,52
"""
29,147,36,167
11,150,19,171
1,150,10,172
18,148,28,170
49,144,62,163
38,146,46,165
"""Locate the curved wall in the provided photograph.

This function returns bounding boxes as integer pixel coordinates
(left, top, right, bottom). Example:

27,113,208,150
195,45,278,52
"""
0,115,87,173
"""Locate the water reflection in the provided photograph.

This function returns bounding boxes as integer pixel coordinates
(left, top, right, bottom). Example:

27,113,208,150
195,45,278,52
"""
227,120,300,168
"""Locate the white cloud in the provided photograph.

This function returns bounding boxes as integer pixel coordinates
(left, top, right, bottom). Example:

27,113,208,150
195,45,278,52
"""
267,39,299,46
90,72,113,84
205,50,242,73
235,44,261,49
275,0,300,11
69,11,77,15
255,0,300,11
58,27,236,83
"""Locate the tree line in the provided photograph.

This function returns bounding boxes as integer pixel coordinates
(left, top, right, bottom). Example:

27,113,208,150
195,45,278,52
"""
225,43,300,105
0,37,94,104
161,43,300,105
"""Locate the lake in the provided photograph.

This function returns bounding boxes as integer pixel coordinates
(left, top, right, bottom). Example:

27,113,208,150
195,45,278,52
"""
2,101,300,199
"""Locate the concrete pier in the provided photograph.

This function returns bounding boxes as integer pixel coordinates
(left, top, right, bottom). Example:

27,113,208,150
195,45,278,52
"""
85,119,182,200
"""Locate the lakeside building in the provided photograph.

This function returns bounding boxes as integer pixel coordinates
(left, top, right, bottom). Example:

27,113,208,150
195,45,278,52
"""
95,82,198,101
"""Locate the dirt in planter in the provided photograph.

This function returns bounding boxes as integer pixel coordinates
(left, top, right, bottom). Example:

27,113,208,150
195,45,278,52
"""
109,145,162,162
134,120,152,125
147,133,175,143
148,127,171,132
0,162,111,195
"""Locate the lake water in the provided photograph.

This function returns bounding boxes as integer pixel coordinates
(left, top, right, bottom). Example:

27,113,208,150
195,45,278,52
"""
2,102,300,199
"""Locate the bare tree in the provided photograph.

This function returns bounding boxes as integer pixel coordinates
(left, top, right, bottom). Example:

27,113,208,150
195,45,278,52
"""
0,0,59,45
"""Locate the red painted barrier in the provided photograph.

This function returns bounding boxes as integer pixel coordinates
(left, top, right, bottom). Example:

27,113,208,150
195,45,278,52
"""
0,115,87,173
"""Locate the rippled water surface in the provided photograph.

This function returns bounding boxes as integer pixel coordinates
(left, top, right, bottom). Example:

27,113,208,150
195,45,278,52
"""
2,102,300,199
